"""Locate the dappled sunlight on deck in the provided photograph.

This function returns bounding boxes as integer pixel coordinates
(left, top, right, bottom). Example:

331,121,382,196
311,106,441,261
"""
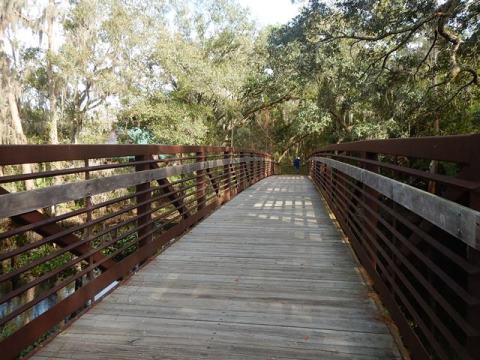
32,176,401,360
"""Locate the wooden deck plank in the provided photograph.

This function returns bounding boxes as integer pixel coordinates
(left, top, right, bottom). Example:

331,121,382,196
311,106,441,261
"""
33,176,402,360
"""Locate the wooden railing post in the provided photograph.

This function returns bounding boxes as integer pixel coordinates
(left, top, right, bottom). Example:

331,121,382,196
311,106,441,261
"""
135,154,153,247
196,151,206,211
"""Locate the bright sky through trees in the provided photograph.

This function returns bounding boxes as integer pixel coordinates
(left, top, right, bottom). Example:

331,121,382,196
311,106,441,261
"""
238,0,303,26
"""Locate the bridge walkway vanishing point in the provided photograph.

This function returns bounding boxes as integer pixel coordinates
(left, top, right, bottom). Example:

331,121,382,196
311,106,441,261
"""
32,176,401,360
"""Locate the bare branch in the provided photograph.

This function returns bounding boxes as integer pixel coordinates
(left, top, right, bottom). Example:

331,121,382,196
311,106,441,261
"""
242,94,296,118
414,30,438,77
321,14,438,43
435,76,476,111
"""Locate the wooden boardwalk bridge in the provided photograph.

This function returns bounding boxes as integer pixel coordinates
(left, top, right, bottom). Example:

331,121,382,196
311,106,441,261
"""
1,135,480,360
32,176,401,360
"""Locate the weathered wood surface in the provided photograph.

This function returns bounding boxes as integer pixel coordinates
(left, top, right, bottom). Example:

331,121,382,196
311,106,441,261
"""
0,156,268,218
311,156,480,250
33,176,401,360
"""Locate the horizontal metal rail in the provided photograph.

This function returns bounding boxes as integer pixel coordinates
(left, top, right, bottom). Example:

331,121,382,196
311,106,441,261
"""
0,144,270,165
312,156,480,250
309,134,480,360
0,144,274,359
0,156,267,218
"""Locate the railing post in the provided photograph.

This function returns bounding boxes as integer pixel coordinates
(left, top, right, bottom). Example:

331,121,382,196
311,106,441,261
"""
232,151,240,193
259,155,263,179
312,159,315,181
466,244,480,358
240,151,246,191
135,154,153,247
258,154,262,180
196,151,206,211
463,162,480,358
249,151,255,184
84,159,94,304
264,156,268,178
360,151,380,270
261,155,266,179
253,153,258,182
223,150,232,200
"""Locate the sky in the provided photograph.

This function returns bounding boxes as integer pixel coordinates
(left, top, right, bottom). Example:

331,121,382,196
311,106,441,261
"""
238,0,304,27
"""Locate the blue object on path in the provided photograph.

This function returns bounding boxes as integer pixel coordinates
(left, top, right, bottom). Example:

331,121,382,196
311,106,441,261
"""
293,157,301,173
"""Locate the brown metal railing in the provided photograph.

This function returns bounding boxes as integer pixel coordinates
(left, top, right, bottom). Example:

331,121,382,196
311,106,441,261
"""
309,134,480,360
0,144,273,359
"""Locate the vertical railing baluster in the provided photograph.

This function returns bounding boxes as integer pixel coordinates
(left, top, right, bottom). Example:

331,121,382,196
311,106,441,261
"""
360,151,380,271
135,154,152,247
249,151,255,184
84,159,94,305
240,151,246,191
196,151,206,211
464,161,480,358
224,150,231,200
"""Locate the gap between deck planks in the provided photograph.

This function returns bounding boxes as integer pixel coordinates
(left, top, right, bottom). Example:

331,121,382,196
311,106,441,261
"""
33,175,402,360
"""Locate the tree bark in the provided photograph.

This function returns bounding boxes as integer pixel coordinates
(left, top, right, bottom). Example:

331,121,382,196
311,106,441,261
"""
1,8,35,190
46,0,58,144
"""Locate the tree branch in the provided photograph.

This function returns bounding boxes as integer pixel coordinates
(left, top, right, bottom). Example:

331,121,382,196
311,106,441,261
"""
321,14,438,43
415,30,438,76
242,94,296,118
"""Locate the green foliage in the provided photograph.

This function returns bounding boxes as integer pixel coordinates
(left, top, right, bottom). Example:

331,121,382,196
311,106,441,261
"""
118,97,209,144
2,0,479,159
8,243,75,279
266,0,480,149
126,127,154,144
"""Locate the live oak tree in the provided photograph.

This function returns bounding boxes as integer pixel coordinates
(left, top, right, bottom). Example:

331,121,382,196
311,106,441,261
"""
268,0,480,145
0,0,479,162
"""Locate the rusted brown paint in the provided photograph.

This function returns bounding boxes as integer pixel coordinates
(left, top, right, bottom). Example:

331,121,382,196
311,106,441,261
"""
0,145,272,359
309,135,480,360
0,144,271,165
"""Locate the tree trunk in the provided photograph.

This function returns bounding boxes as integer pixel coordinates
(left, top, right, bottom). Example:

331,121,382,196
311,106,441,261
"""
8,90,35,190
47,0,58,144
1,8,35,190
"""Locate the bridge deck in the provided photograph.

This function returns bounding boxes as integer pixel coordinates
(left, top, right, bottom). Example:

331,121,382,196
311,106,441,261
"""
33,176,401,360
